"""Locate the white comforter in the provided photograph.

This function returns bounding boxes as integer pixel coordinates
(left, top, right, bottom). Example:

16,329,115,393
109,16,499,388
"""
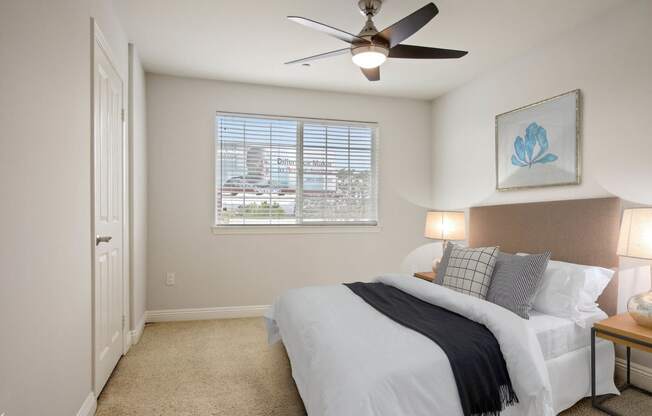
266,274,556,416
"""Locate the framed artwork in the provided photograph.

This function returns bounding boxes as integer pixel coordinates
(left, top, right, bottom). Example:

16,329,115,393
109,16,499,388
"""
495,90,581,191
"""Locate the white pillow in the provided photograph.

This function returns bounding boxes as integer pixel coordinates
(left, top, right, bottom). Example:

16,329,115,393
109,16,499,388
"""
517,254,614,324
532,264,583,322
575,264,614,311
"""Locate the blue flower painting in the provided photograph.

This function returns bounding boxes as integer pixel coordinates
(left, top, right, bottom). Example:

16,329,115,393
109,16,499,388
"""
496,90,579,190
511,122,558,168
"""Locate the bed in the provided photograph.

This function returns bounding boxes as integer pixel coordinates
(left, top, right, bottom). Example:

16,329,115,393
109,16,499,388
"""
266,197,622,416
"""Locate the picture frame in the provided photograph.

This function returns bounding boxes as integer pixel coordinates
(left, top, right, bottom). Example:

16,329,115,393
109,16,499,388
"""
495,89,581,191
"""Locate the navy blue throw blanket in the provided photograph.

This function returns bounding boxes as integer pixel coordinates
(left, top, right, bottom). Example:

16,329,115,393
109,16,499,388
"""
344,282,518,416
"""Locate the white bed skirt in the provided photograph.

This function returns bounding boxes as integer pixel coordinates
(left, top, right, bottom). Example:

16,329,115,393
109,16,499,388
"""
547,341,618,413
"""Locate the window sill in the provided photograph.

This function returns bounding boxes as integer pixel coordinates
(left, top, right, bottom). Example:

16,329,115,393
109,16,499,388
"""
211,225,382,235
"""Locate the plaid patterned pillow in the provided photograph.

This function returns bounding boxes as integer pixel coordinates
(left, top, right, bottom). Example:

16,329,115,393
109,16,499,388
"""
441,244,500,299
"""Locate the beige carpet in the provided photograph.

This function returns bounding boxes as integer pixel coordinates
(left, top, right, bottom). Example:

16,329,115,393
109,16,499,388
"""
96,318,650,416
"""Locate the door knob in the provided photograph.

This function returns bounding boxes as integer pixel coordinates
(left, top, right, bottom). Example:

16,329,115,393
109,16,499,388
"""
96,235,112,246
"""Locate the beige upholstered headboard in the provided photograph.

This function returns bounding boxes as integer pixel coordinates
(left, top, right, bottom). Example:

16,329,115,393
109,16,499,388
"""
468,197,622,315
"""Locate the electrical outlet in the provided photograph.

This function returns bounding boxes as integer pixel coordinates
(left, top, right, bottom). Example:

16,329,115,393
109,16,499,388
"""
165,272,176,286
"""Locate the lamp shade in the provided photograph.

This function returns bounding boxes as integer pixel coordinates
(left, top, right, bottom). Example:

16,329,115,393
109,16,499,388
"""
617,208,652,259
424,211,466,241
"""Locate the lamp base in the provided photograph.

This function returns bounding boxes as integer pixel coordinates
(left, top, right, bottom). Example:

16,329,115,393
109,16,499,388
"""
628,291,652,328
432,258,440,274
432,239,448,274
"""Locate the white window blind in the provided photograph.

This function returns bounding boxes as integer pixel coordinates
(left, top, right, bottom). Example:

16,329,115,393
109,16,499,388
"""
215,113,378,226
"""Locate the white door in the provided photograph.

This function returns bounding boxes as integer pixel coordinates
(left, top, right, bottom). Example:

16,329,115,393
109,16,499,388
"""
93,29,125,394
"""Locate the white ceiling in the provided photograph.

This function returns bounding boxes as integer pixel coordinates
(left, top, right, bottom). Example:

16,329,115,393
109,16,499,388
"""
115,0,624,100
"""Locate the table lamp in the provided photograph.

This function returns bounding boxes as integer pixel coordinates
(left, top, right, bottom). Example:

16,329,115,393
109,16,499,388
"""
424,211,466,273
617,208,652,327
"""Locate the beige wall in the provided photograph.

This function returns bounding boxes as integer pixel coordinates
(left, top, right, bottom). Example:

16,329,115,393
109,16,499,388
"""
430,0,652,210
146,74,433,310
430,0,652,366
0,1,129,415
129,44,148,331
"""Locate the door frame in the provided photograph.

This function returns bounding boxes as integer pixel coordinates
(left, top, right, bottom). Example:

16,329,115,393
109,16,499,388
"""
90,18,131,395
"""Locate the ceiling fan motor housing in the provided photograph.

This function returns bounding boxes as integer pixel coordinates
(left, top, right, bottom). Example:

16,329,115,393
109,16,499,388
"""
358,0,383,17
358,16,380,38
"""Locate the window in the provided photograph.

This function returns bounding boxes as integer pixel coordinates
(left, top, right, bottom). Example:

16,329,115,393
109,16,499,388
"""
215,113,378,227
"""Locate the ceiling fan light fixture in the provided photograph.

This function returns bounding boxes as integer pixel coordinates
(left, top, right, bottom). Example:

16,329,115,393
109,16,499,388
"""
351,45,388,69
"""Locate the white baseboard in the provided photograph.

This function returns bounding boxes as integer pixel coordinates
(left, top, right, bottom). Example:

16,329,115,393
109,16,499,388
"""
76,392,96,416
124,330,132,351
130,313,146,345
615,357,652,391
145,305,270,323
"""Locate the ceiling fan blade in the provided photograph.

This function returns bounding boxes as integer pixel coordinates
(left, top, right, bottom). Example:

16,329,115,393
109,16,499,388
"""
285,48,350,65
361,66,380,82
388,44,468,59
373,3,439,48
288,16,370,44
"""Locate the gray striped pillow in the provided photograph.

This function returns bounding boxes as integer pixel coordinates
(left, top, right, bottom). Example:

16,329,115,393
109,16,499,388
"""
486,252,550,319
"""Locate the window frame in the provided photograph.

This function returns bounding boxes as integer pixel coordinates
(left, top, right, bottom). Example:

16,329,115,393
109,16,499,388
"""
213,111,380,233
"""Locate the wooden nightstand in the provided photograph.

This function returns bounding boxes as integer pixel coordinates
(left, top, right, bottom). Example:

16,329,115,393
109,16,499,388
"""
591,313,652,415
413,271,435,282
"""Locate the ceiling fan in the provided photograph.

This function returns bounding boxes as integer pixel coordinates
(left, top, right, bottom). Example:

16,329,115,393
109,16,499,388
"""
285,0,468,81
